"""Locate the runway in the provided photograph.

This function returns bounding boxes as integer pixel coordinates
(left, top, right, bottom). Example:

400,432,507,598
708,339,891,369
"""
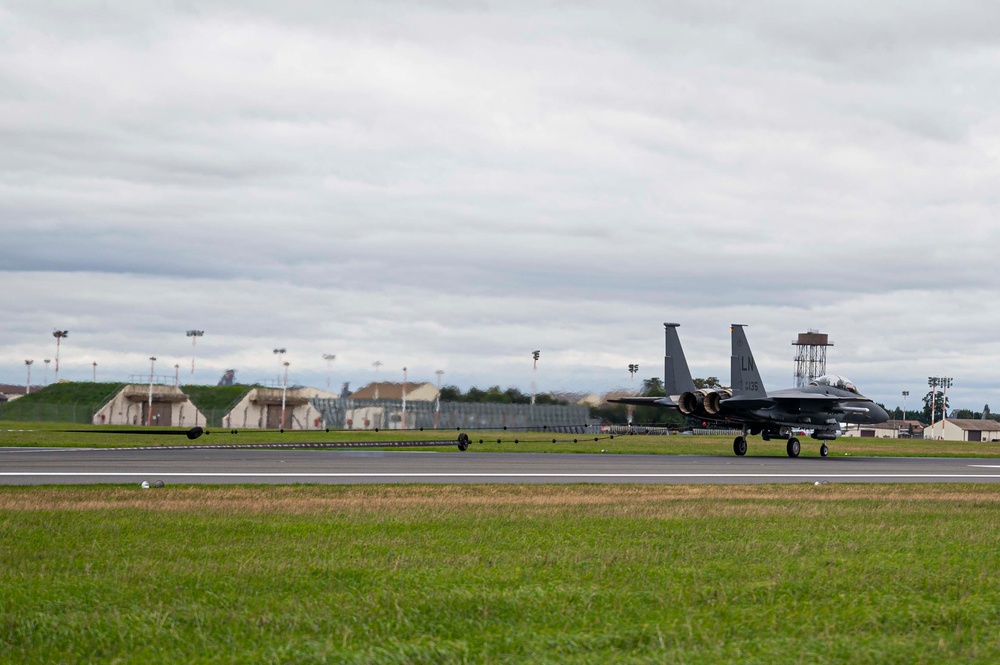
3,447,1000,485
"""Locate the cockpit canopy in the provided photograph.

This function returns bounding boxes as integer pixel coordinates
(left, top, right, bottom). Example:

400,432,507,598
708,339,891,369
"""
809,374,859,394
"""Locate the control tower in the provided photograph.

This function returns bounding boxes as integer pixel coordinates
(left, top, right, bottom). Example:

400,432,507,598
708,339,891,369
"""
792,330,833,387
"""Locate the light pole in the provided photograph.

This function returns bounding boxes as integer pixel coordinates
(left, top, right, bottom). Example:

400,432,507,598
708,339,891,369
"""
628,363,639,426
401,366,408,429
372,361,383,399
43,359,50,385
52,330,68,383
939,377,953,439
902,390,909,421
93,361,97,383
531,350,540,407
174,363,180,386
323,354,336,392
147,356,157,426
186,330,204,379
24,360,33,394
273,348,286,386
434,369,444,429
281,361,290,430
927,377,939,438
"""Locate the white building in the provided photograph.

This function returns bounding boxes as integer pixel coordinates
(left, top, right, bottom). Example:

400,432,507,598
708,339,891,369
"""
222,386,338,430
93,384,209,426
922,419,1000,442
348,382,439,402
840,420,924,439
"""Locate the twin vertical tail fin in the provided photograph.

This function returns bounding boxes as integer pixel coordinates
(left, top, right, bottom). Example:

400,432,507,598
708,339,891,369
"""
664,323,696,398
730,325,767,397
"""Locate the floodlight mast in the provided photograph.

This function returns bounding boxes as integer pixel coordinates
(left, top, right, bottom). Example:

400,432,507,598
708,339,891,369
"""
939,377,953,439
24,360,33,394
402,367,408,429
93,361,97,383
52,330,68,383
186,330,204,378
531,350,540,408
323,354,336,391
434,369,444,429
927,377,939,438
628,363,639,425
273,348,286,385
147,356,157,426
372,360,383,399
902,390,909,421
281,361,290,429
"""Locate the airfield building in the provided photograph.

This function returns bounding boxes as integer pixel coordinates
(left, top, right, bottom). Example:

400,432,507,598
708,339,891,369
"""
93,384,210,427
841,420,925,439
222,386,339,430
348,382,439,402
922,419,1000,442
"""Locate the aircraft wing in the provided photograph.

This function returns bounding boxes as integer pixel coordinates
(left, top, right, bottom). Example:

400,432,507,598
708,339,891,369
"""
764,390,875,403
607,396,678,407
722,392,877,412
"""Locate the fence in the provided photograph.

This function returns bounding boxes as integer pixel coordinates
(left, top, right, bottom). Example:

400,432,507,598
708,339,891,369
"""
0,401,100,424
311,398,598,431
601,426,744,436
0,401,234,427
0,397,596,430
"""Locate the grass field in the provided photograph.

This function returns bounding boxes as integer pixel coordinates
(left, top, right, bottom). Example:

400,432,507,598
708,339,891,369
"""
2,484,1000,663
3,419,1000,458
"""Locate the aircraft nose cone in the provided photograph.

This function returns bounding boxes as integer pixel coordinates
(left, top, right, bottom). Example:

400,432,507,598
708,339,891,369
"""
873,403,890,423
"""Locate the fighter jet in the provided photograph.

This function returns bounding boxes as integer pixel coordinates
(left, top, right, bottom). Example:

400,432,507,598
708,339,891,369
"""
610,323,889,457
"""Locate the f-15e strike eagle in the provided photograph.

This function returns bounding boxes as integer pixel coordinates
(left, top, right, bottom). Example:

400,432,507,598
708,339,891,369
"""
610,323,889,457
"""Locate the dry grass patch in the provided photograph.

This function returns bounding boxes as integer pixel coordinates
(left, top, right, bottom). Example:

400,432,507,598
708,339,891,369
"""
2,483,1000,518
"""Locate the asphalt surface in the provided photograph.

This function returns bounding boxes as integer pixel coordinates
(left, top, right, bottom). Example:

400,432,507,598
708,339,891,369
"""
3,447,1000,485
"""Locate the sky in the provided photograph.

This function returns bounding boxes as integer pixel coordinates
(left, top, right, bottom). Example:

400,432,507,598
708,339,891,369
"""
2,1,999,411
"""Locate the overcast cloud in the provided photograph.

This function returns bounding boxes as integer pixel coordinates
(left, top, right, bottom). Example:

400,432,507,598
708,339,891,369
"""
2,1,999,410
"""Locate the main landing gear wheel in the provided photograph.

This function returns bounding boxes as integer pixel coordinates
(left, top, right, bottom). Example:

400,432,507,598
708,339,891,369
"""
786,438,801,458
733,436,748,456
820,444,829,457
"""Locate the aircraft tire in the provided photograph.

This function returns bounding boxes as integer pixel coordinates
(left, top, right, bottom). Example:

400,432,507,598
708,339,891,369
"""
733,436,747,456
820,444,829,457
786,438,801,458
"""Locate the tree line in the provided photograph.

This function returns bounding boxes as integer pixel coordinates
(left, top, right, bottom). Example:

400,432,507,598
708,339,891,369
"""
439,385,567,406
884,389,995,424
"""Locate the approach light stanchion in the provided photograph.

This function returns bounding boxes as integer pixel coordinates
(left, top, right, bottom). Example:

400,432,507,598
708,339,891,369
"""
51,426,607,451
